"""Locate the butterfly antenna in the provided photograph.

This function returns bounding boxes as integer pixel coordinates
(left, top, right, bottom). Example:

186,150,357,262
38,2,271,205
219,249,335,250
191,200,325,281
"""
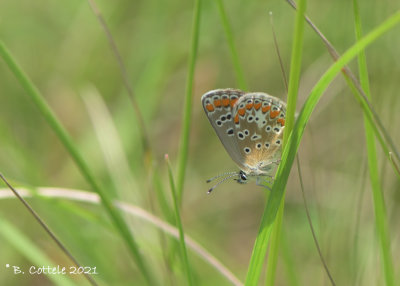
206,171,237,183
207,174,238,194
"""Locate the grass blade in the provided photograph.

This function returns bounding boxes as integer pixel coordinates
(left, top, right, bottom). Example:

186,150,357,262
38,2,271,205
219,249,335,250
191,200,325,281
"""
87,0,151,154
215,0,248,90
280,229,299,286
296,156,336,285
166,154,193,286
82,86,142,203
1,186,244,286
0,174,98,286
176,0,202,204
245,9,400,286
264,0,307,285
0,41,155,285
353,1,395,285
286,0,400,169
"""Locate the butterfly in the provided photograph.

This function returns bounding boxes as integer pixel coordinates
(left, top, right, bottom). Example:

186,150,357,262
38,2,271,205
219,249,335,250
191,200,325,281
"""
201,89,286,192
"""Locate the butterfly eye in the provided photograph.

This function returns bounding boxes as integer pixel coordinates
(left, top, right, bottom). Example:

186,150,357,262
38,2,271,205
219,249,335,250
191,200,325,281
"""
240,172,247,181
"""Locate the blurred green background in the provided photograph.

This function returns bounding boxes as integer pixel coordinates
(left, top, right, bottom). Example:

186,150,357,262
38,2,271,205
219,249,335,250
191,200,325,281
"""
0,0,399,285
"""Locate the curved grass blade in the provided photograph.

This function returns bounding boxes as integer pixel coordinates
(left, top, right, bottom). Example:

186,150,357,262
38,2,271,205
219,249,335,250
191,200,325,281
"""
353,1,394,285
0,41,155,285
287,0,400,171
0,187,244,286
245,10,400,286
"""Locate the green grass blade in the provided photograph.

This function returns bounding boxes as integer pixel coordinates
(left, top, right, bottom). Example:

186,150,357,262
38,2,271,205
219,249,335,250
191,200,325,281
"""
264,0,307,285
176,0,202,204
0,41,155,285
287,0,400,173
245,9,400,286
153,167,175,223
280,229,300,286
166,155,194,286
353,1,395,285
215,0,247,90
0,216,76,286
82,87,142,203
264,203,282,285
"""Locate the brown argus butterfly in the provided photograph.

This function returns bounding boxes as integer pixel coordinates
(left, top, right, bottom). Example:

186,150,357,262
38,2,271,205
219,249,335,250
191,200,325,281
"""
201,89,286,192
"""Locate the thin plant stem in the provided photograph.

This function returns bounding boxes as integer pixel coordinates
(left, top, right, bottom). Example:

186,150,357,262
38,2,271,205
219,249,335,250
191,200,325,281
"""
215,0,248,90
86,0,151,154
176,0,202,204
389,152,400,177
269,12,289,93
165,155,194,286
295,156,336,286
0,174,98,286
264,1,306,285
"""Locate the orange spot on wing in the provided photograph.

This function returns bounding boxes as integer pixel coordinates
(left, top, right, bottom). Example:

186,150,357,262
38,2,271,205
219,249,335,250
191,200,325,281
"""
262,105,271,113
238,108,245,116
277,118,285,126
254,102,261,110
270,110,280,119
246,102,254,110
214,99,221,107
222,98,230,107
205,104,214,112
234,114,239,124
230,98,238,107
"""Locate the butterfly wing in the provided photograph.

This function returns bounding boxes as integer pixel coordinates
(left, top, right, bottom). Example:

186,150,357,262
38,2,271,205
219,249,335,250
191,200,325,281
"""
201,89,248,170
231,92,286,174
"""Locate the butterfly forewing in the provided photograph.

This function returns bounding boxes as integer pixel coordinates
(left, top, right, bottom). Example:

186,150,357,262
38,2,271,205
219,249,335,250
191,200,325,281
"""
231,93,286,173
201,89,248,170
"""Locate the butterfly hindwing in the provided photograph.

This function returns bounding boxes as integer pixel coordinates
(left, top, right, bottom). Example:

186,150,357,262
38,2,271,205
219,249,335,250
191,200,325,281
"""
231,93,286,173
202,89,286,175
